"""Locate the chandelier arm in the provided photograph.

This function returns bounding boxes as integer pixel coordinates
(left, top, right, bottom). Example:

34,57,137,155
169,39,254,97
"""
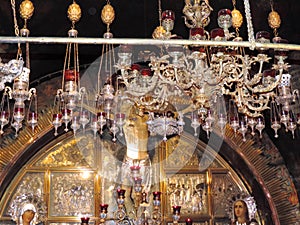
230,87,268,117
26,89,37,117
55,89,63,107
5,86,13,100
27,88,36,101
243,101,270,117
245,68,283,94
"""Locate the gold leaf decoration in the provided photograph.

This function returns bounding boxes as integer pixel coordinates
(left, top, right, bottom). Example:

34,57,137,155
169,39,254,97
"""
19,0,34,20
152,26,167,39
101,4,115,25
231,9,243,29
67,2,81,24
268,10,281,30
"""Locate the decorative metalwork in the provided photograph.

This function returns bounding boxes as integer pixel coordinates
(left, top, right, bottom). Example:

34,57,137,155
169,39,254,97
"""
50,172,94,217
167,174,208,214
52,1,90,136
109,0,299,142
182,0,213,29
34,134,95,167
0,0,37,136
9,193,47,225
7,172,46,225
0,58,24,91
212,173,241,217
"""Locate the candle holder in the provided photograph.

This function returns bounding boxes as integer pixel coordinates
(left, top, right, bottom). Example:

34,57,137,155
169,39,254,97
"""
153,191,161,208
116,189,126,206
80,216,90,225
130,165,141,179
185,218,193,225
133,177,143,193
172,205,181,224
115,189,127,221
99,204,108,224
152,192,162,225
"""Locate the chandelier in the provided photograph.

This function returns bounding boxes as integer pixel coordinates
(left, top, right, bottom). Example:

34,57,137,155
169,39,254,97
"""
0,0,37,136
42,0,299,142
108,0,299,141
0,0,298,143
52,0,90,136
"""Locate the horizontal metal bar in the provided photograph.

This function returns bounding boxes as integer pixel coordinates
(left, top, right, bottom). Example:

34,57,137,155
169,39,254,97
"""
0,36,300,51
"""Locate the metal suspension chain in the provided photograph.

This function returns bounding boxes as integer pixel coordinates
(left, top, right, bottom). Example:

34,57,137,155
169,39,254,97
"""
11,0,22,57
158,0,162,26
244,0,255,50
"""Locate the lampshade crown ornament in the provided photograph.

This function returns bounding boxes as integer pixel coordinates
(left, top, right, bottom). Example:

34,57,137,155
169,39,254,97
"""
67,1,81,25
101,0,115,37
19,0,34,21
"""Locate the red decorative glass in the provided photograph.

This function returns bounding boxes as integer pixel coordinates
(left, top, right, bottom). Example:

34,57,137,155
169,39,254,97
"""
263,69,276,77
97,111,106,119
172,205,181,214
133,177,143,185
131,64,141,71
256,31,271,41
185,218,193,225
119,44,133,54
140,68,151,76
14,107,24,114
130,165,141,171
153,191,161,200
210,28,225,39
218,8,231,17
62,108,71,115
273,37,289,57
117,189,126,198
162,10,175,21
116,113,125,119
53,113,62,120
100,204,109,213
64,69,78,81
190,27,205,38
0,111,9,120
28,112,38,120
81,217,90,224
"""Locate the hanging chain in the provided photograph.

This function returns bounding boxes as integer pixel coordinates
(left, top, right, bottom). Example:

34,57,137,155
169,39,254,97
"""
11,0,22,56
158,0,162,26
270,0,274,11
232,0,236,8
244,0,255,50
11,0,19,37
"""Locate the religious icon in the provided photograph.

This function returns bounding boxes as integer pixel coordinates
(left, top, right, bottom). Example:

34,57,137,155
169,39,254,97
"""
9,193,47,225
